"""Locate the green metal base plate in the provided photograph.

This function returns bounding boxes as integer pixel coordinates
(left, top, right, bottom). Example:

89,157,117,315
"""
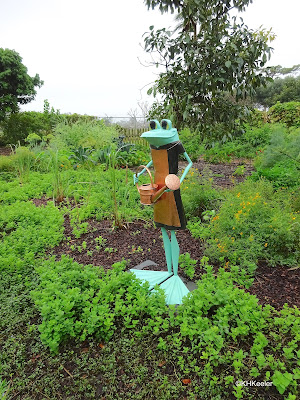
130,269,173,290
159,275,190,305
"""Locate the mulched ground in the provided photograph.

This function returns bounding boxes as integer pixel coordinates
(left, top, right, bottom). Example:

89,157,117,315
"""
32,156,299,312
192,157,255,189
0,146,12,156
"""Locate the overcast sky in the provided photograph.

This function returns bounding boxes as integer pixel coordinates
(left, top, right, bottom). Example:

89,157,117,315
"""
1,0,299,118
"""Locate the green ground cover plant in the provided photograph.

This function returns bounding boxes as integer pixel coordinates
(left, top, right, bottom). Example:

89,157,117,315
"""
29,257,299,399
0,200,64,271
31,257,167,353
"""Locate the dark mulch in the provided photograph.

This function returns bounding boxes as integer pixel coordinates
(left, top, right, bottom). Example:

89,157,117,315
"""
247,263,300,310
47,216,204,274
0,146,12,156
192,157,255,189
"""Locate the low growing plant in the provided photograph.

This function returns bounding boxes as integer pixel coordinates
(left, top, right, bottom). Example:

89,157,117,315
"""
204,179,300,269
31,256,167,353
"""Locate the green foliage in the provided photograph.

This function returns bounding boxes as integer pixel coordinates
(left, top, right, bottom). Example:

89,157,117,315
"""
204,180,300,269
25,132,42,146
252,126,300,188
269,101,300,127
0,111,48,145
52,119,118,150
253,76,300,108
0,378,9,399
144,0,274,140
0,100,59,145
178,127,204,161
178,252,197,279
31,256,167,353
181,167,223,219
141,263,300,399
0,160,299,399
68,146,95,169
0,200,64,272
10,145,36,183
203,123,276,162
0,48,43,121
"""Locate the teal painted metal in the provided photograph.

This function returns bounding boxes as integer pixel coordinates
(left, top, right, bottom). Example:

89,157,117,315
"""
141,119,179,147
160,275,190,305
132,119,193,305
129,269,173,290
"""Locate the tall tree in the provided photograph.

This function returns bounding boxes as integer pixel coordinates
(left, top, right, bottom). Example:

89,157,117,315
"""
0,48,43,121
143,0,274,140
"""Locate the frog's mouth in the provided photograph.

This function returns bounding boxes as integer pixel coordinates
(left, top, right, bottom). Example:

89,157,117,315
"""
141,130,177,139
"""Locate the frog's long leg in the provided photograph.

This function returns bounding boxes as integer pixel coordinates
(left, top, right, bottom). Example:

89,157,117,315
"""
159,230,189,305
161,227,172,274
170,230,179,276
129,227,173,289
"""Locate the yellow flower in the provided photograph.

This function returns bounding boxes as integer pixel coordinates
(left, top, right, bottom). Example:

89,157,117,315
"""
240,232,243,235
264,243,268,247
237,192,241,198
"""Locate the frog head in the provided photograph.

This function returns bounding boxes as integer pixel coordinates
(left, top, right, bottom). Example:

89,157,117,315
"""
141,119,179,147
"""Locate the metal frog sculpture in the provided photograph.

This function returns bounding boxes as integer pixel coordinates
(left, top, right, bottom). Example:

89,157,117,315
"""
131,119,193,305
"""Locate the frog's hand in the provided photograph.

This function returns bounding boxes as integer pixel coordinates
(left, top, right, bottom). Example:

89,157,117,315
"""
180,152,193,184
133,160,153,184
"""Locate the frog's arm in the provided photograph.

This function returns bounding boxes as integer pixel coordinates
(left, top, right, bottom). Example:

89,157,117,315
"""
180,152,193,184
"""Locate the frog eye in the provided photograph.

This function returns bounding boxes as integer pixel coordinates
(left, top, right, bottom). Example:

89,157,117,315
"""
149,120,161,130
161,119,172,130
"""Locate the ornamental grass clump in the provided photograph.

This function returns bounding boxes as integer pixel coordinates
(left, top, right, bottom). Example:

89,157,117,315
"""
205,179,300,269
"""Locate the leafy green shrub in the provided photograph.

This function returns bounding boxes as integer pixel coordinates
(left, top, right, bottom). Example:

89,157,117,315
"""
0,155,14,173
269,101,300,127
252,160,300,189
204,180,300,268
179,128,204,161
0,111,52,145
68,146,95,169
32,257,167,353
52,119,118,150
203,123,276,161
181,168,223,219
118,146,150,168
252,126,300,188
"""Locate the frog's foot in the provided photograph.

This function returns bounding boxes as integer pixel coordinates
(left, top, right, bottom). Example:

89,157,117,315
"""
130,269,173,290
159,275,189,305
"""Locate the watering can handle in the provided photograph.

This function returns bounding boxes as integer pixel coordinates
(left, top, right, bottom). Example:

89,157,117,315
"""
135,165,154,189
151,174,181,203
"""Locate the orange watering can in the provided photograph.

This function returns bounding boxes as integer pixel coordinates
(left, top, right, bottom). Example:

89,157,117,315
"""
135,165,180,205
